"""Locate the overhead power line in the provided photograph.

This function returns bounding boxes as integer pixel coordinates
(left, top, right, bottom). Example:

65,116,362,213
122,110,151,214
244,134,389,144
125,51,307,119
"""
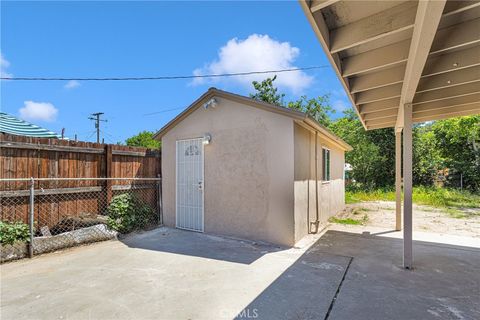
84,130,97,141
100,129,122,141
0,66,330,81
142,107,185,116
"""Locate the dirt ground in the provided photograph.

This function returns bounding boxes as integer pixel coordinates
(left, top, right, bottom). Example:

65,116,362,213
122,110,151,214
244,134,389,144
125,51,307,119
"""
339,201,480,238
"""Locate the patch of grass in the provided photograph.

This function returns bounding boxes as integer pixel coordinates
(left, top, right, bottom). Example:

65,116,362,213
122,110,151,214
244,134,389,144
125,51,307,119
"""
329,214,369,225
412,187,480,209
346,189,396,204
329,217,362,225
346,187,480,215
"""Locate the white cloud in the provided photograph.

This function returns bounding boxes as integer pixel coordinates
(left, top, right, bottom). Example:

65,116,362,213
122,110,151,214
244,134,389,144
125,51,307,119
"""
192,34,313,93
64,80,81,89
1,52,13,79
19,101,58,122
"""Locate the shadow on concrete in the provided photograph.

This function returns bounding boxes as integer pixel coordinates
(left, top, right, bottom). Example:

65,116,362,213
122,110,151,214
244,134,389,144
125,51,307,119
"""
235,239,351,320
237,230,480,320
120,227,285,265
367,229,398,236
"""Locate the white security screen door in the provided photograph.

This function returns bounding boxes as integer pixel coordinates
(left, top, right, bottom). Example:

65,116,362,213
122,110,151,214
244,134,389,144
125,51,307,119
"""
176,138,204,232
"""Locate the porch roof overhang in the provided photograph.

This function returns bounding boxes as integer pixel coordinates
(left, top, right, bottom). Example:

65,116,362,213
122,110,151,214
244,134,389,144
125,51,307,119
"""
300,0,480,131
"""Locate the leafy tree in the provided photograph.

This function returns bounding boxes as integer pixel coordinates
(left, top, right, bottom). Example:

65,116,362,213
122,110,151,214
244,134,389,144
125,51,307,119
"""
250,76,285,106
413,124,444,186
250,76,334,127
125,131,161,149
329,110,395,189
431,116,480,191
287,95,334,127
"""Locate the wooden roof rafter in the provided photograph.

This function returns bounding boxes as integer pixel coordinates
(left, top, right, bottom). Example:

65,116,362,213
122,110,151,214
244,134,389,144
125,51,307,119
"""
300,0,480,130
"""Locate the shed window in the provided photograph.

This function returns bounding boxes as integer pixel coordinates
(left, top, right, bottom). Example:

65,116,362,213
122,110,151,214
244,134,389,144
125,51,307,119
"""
322,148,331,181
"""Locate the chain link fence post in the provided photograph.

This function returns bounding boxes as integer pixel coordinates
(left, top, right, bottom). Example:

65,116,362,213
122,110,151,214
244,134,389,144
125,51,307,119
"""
28,177,35,258
157,174,163,225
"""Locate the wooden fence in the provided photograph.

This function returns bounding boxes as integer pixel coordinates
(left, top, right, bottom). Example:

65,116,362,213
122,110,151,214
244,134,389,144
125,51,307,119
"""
0,133,161,227
0,133,161,183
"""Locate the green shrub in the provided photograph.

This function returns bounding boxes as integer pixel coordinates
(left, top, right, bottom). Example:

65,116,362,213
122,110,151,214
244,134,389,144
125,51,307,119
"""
106,194,156,233
0,221,30,245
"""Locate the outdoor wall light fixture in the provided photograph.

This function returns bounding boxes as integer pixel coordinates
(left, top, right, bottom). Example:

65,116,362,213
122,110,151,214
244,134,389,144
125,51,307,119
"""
203,98,218,110
203,133,212,145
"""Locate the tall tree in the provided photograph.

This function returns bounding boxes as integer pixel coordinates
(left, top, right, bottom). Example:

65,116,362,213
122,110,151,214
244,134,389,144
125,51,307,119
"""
250,76,334,127
431,116,480,191
250,76,285,106
329,109,395,189
413,124,444,186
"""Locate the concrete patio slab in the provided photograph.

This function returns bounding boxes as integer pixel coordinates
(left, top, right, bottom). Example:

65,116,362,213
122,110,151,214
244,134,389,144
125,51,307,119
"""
1,226,479,320
320,229,480,320
0,228,345,320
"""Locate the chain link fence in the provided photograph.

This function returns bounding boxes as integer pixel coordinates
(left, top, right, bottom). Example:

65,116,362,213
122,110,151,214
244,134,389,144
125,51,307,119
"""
1,177,162,262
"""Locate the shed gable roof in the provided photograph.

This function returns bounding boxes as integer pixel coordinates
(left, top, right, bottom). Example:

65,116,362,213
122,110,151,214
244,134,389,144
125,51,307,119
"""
153,88,352,151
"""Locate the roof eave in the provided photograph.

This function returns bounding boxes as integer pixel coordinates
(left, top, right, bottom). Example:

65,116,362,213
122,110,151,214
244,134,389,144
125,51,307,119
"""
153,88,352,152
153,88,307,140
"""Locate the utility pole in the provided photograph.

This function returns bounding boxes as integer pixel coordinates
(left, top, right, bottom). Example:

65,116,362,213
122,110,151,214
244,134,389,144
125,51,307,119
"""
88,112,107,143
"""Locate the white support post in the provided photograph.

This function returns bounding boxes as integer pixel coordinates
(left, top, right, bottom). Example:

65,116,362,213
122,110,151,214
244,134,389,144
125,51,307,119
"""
395,130,402,231
403,103,413,269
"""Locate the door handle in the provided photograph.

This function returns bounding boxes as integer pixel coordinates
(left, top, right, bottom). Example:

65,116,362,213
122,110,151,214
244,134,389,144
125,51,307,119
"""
198,181,203,191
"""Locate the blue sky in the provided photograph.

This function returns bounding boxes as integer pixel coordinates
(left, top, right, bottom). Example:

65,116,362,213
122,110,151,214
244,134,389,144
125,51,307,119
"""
1,1,351,143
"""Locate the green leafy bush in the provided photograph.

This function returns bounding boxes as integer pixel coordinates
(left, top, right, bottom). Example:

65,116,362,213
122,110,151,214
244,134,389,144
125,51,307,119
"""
106,194,156,233
0,221,30,245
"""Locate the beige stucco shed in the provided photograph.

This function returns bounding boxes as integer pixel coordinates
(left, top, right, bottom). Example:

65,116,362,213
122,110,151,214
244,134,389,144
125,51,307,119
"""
154,88,351,246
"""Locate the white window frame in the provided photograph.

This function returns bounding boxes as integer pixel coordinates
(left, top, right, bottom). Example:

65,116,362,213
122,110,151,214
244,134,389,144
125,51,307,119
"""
322,147,331,182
